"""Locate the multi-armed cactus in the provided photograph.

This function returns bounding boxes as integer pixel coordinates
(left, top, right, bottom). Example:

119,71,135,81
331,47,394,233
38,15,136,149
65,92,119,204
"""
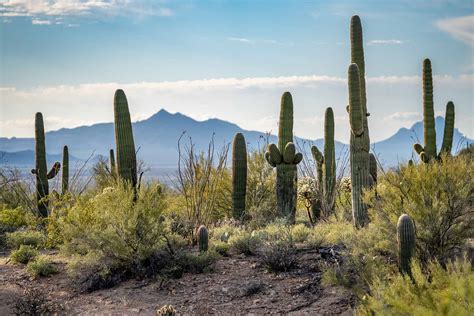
62,145,69,195
197,225,209,252
348,64,370,228
265,92,303,224
109,149,116,175
413,59,455,163
397,214,416,276
31,112,61,217
232,133,247,220
311,107,336,214
113,89,137,189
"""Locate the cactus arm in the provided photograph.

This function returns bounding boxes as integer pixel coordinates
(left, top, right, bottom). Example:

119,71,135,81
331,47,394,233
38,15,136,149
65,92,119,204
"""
265,151,276,167
440,101,455,155
109,148,116,175
47,162,61,179
293,153,303,164
232,133,247,220
422,59,437,160
268,143,282,165
278,92,294,152
311,145,324,190
62,145,69,194
413,143,424,155
283,142,296,164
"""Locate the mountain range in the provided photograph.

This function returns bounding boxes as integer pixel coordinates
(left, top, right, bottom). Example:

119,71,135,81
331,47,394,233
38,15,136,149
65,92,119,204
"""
1,109,472,170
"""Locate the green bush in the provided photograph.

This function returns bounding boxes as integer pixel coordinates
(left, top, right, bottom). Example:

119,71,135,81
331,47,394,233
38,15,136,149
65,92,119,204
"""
0,207,34,229
27,257,58,278
360,258,474,315
228,231,261,256
11,245,39,264
211,241,230,257
179,250,220,273
258,229,297,272
368,155,474,265
291,223,312,243
7,230,46,249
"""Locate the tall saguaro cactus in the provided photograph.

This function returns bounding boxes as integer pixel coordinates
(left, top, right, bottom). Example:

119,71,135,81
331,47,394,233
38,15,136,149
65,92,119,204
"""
232,133,247,220
397,214,416,276
413,59,455,163
31,113,60,217
265,92,303,223
348,64,370,228
62,145,69,195
113,89,137,188
311,107,336,213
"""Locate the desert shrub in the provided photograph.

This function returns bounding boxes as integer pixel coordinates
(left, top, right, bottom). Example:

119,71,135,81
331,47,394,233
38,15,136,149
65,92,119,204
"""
13,287,59,315
368,155,474,265
178,250,220,273
11,245,39,264
7,229,46,249
211,241,230,257
0,207,33,229
27,257,58,278
258,228,297,272
291,223,312,243
210,222,244,243
0,167,35,211
228,231,261,255
359,258,474,315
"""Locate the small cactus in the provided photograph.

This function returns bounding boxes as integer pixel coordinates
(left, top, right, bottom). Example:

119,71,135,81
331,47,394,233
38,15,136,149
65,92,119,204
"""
197,225,209,252
232,133,247,220
109,149,116,175
397,214,416,276
156,305,176,316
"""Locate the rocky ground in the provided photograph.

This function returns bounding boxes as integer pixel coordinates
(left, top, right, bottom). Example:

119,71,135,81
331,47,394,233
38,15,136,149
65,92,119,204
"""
0,248,355,315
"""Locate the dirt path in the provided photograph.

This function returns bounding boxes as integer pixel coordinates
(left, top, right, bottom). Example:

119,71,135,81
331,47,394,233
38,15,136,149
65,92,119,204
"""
0,249,355,315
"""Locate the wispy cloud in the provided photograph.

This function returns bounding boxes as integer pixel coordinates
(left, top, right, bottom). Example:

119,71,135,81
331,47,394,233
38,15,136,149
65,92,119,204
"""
368,39,405,45
227,37,291,46
436,15,474,46
227,37,254,44
31,19,51,25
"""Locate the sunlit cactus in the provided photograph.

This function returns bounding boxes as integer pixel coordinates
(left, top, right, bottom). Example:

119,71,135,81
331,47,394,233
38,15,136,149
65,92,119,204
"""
397,214,416,276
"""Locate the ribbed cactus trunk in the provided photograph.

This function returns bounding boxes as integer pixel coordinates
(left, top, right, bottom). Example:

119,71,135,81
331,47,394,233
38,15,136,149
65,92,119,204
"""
397,214,416,276
369,153,377,186
440,101,455,155
109,149,116,175
323,107,336,211
113,89,137,190
197,225,209,252
232,133,247,220
422,58,437,160
349,64,370,228
34,113,49,217
62,145,69,195
276,92,297,223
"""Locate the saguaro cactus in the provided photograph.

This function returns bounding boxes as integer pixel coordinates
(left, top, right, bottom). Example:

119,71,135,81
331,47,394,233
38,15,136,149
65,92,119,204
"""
397,214,416,276
31,113,60,217
62,145,69,195
197,225,209,252
232,133,247,220
113,89,137,188
413,59,455,162
368,153,377,186
264,92,303,223
109,149,116,175
348,64,370,228
311,107,336,213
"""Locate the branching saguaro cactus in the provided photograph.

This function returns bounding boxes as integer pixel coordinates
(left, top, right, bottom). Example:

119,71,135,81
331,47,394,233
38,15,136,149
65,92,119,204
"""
311,107,336,214
413,59,455,163
31,112,61,217
109,148,116,175
264,92,303,224
197,225,209,252
348,64,370,228
232,133,247,220
62,145,69,195
114,89,137,189
397,214,416,276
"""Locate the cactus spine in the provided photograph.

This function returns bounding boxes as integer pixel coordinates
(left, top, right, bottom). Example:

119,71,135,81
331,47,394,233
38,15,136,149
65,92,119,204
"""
109,149,116,175
264,92,302,224
31,113,60,217
197,225,209,252
310,107,336,214
397,214,416,276
232,133,247,220
414,59,455,162
113,89,137,188
348,64,370,228
62,145,69,195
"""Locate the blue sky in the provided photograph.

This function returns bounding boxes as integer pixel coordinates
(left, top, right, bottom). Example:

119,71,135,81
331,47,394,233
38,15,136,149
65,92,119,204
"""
1,0,473,143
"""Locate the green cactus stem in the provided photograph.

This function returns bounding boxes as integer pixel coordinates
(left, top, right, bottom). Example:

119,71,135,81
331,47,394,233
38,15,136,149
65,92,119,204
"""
114,89,137,189
264,92,302,224
197,225,209,252
348,64,370,228
414,59,455,162
62,145,69,195
369,153,377,186
397,214,416,276
31,112,60,217
232,133,247,220
109,149,116,175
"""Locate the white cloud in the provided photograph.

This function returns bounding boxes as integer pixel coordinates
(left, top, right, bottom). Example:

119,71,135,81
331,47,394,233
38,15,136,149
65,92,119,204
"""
227,37,254,44
368,39,405,45
436,15,474,46
31,19,51,25
384,112,421,121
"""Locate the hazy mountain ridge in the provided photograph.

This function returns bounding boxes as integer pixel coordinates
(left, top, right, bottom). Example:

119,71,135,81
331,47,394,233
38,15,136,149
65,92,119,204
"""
0,110,472,168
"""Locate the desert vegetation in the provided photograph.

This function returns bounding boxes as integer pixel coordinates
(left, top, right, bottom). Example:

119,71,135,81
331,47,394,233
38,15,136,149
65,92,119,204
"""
0,15,473,315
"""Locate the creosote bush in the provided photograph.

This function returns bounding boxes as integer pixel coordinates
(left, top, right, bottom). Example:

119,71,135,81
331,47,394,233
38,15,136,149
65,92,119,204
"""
27,257,58,278
11,245,39,264
7,229,46,249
